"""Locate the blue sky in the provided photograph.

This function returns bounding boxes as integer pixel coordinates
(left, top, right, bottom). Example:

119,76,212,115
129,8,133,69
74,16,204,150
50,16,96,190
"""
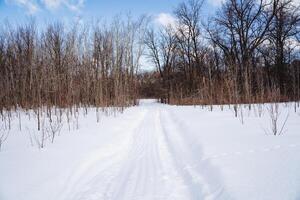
0,0,221,27
0,0,221,71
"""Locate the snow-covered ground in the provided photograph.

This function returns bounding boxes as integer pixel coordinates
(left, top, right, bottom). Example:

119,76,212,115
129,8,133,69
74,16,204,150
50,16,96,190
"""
0,100,300,200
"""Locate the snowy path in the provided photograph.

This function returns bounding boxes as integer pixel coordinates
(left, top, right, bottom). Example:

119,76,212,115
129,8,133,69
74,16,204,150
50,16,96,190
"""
1,100,300,200
58,102,226,200
60,105,191,200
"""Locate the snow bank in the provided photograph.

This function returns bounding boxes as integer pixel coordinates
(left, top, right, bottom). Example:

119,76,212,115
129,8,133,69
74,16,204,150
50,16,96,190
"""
0,101,300,200
166,103,300,200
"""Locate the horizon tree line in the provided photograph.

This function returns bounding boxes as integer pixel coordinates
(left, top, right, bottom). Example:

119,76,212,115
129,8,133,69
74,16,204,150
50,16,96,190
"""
143,0,300,106
0,0,299,113
0,16,148,113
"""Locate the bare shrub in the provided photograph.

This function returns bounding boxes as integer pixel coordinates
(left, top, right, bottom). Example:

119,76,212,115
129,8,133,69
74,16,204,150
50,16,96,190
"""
47,117,63,143
26,128,46,149
266,103,289,136
26,117,48,149
0,124,10,151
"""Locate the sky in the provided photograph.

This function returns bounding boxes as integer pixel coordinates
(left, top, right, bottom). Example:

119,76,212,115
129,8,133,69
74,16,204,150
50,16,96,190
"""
0,0,222,27
1,0,299,71
0,0,222,71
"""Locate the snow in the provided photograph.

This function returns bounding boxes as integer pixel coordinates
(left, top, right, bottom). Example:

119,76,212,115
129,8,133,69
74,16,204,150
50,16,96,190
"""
0,100,300,200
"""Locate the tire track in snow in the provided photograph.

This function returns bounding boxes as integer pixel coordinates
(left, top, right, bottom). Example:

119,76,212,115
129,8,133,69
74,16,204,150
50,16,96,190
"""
56,109,149,200
106,108,190,200
62,105,190,200
59,103,233,200
160,107,232,200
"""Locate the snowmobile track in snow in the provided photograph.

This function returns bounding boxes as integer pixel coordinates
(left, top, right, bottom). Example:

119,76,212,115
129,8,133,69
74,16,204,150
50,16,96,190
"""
59,104,229,200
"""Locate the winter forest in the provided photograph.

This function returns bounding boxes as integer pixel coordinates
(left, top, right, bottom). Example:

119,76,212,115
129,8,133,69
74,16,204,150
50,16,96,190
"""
0,0,300,199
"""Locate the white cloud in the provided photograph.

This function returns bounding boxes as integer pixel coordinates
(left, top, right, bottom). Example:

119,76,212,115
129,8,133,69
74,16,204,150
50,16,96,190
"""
209,0,300,7
5,0,39,14
42,0,85,12
155,13,177,28
42,0,60,9
139,54,155,72
292,0,300,6
209,0,224,7
5,0,85,14
287,38,300,51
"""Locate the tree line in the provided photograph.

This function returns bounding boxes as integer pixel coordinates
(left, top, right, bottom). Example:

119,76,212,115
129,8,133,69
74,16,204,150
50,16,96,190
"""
0,17,147,113
1,0,300,112
143,0,300,106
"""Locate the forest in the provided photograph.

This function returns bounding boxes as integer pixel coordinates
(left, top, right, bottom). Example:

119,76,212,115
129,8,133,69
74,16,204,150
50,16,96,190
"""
141,0,300,106
1,0,300,111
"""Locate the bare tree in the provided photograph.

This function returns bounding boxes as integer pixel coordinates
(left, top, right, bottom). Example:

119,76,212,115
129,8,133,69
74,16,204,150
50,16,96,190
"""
267,0,300,93
145,26,177,103
175,0,204,94
208,0,278,102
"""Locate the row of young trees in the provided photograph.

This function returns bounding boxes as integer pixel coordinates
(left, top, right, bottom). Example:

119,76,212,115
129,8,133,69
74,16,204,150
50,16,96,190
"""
1,0,299,111
0,16,147,113
143,0,300,105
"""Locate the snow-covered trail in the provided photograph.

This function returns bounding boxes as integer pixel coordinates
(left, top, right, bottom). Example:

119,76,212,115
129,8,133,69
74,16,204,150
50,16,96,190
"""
1,100,300,200
58,101,224,200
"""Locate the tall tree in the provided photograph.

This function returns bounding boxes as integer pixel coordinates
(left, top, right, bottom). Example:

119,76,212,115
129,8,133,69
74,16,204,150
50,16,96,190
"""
208,0,278,99
267,0,300,92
